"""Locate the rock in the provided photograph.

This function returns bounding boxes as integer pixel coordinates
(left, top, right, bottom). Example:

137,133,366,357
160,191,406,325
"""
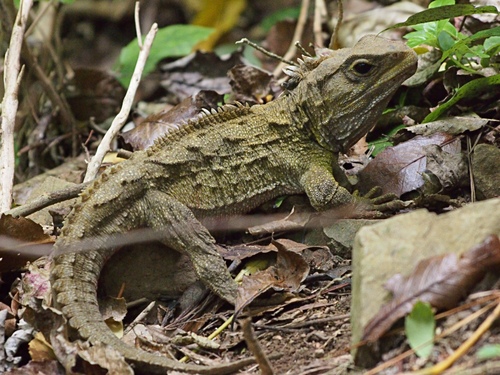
305,219,379,259
351,198,500,367
472,144,500,199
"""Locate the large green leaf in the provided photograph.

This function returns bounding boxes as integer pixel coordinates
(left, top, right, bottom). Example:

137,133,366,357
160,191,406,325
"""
385,5,498,31
115,25,214,87
423,74,500,122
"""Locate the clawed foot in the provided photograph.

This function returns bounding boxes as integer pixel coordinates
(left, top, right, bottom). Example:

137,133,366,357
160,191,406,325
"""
353,187,411,218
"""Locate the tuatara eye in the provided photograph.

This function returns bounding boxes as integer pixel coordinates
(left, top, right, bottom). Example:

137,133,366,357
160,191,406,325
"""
352,61,374,75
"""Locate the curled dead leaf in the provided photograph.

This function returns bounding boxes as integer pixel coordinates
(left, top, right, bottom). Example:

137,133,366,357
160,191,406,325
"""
362,235,500,343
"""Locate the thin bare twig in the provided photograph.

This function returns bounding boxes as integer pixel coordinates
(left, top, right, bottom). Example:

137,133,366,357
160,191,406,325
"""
0,0,34,213
83,20,158,182
235,38,297,66
313,0,327,48
134,1,142,48
241,318,275,375
5,182,90,218
21,46,75,135
329,0,343,50
273,0,310,78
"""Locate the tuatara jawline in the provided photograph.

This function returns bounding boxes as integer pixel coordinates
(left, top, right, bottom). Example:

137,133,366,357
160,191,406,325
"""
50,35,417,374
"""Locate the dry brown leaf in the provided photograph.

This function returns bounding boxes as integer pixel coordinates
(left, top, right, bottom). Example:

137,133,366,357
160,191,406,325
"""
65,68,125,123
362,234,500,343
122,90,222,150
28,332,56,362
357,133,459,196
235,241,310,316
2,360,63,375
78,341,134,375
228,64,279,105
160,50,245,101
0,215,52,272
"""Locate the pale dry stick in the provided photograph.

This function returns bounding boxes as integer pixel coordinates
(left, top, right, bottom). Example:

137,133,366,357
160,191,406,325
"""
329,0,343,50
313,0,327,48
235,38,297,66
6,181,90,218
468,134,482,203
124,300,156,335
241,318,274,375
0,0,33,213
179,314,235,363
84,20,158,182
134,1,143,49
272,0,311,78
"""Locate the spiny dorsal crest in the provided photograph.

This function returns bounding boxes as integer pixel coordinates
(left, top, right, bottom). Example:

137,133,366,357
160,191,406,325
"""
147,102,251,154
283,47,336,90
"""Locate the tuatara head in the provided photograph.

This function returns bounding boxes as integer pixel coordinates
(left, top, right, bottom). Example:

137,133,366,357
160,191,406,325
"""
286,35,417,153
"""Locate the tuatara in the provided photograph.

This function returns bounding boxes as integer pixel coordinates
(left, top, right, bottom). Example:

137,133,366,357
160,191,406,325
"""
50,35,417,374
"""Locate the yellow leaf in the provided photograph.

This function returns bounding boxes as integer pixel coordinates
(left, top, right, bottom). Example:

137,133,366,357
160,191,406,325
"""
105,317,124,339
29,332,56,361
191,0,246,50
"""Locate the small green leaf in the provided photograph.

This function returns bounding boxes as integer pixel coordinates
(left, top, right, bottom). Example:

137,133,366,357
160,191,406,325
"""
477,344,500,360
439,27,500,64
368,124,406,156
437,31,455,51
260,7,301,32
369,140,393,156
386,5,498,31
429,0,455,8
484,36,500,53
273,196,286,208
423,74,500,122
405,301,435,359
114,25,214,87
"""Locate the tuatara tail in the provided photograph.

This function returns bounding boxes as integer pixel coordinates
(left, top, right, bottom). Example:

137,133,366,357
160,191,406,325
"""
50,249,254,374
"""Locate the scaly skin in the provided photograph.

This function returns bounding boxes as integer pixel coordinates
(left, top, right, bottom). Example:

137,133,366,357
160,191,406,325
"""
50,35,417,373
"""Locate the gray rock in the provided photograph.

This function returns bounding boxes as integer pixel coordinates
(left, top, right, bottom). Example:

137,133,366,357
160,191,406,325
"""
351,198,500,367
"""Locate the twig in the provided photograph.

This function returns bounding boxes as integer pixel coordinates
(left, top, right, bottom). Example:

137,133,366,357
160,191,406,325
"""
235,38,296,66
21,46,76,139
241,317,274,375
313,0,327,48
0,0,33,213
83,20,158,182
329,0,343,50
117,148,134,159
5,182,90,218
295,41,312,57
134,1,142,48
124,300,156,335
272,0,310,78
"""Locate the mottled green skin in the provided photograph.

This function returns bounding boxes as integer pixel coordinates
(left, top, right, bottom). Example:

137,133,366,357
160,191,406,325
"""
50,35,417,373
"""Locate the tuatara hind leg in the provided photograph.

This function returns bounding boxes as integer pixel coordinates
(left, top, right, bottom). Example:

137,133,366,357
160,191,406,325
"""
51,189,244,373
143,190,239,304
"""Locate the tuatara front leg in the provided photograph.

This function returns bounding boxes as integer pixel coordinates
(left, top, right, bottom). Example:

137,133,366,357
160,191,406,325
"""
300,162,406,214
300,161,354,211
